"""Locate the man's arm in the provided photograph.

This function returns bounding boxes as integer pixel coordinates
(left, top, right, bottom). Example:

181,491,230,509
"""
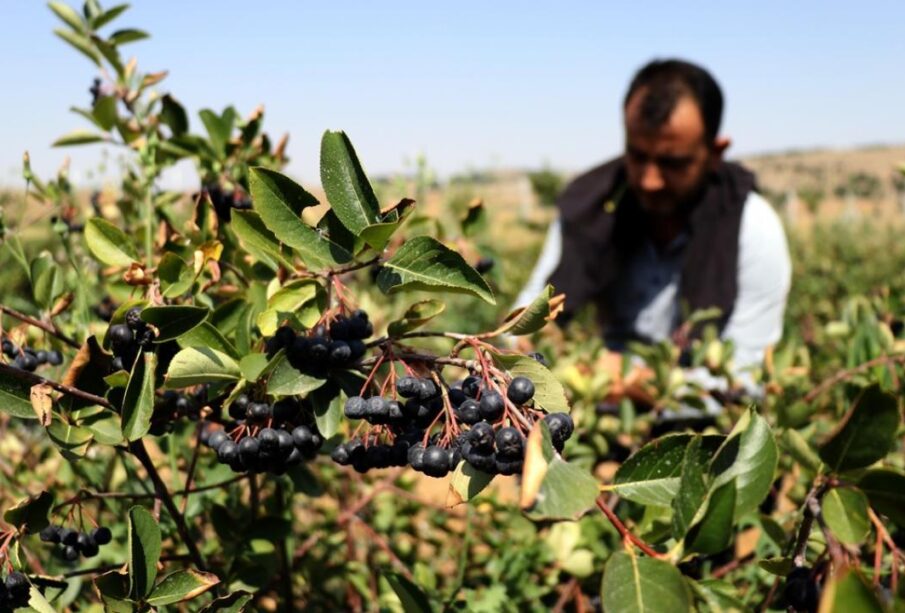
512,216,563,310
721,191,792,371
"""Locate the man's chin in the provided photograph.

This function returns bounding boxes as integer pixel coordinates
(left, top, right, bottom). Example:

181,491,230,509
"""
639,200,679,217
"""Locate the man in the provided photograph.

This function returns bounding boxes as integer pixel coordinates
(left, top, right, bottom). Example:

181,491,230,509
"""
516,59,791,390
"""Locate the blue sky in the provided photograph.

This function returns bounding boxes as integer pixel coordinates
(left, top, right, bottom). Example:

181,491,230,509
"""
2,1,903,188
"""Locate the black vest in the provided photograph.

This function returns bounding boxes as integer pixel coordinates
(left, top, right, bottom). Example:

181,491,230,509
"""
547,156,756,337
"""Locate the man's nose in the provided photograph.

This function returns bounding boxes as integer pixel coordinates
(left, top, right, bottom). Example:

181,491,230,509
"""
640,163,664,192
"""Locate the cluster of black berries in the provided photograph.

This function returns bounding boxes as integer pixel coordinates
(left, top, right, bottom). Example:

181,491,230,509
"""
2,339,63,372
203,395,323,475
202,184,252,222
332,373,574,479
781,567,820,612
330,376,446,473
0,572,29,611
40,525,112,562
148,391,201,435
108,308,155,372
265,311,371,378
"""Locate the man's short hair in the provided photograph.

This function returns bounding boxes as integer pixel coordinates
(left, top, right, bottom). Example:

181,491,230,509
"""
623,59,724,142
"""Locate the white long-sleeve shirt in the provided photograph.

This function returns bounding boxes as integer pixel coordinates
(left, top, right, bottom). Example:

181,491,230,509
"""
515,191,792,375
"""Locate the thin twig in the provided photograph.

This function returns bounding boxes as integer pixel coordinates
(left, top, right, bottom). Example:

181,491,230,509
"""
129,440,207,571
52,475,250,511
0,363,112,408
327,255,381,277
351,516,414,582
805,353,905,402
595,495,663,559
792,482,829,567
0,305,80,348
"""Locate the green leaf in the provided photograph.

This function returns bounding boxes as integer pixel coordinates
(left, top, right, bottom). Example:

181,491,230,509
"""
0,367,40,419
239,353,270,382
31,252,61,309
177,322,240,360
386,573,433,613
77,406,124,445
53,28,101,65
818,384,900,473
266,354,327,397
494,284,560,336
166,347,241,388
689,579,747,612
92,3,130,30
613,434,723,507
248,166,352,270
320,130,381,236
141,305,208,341
53,128,105,146
521,421,598,520
357,199,415,252
47,418,94,458
823,487,870,545
109,28,148,44
49,2,86,31
257,279,324,337
601,552,692,613
3,491,53,534
128,506,162,599
820,568,883,613
147,570,220,606
460,199,486,237
388,299,446,337
709,407,778,521
231,210,295,270
378,236,495,305
758,557,794,576
316,209,361,254
92,95,118,130
780,428,823,473
92,34,124,76
492,353,569,413
858,469,905,529
448,461,495,506
312,391,343,439
671,436,709,539
25,587,58,613
684,481,736,554
158,252,194,297
121,352,156,441
159,93,188,136
93,571,133,612
197,109,227,157
85,217,139,266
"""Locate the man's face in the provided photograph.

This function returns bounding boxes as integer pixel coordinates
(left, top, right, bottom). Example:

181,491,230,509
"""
623,91,719,216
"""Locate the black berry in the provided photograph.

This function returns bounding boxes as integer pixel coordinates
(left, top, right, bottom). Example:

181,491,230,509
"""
506,377,535,405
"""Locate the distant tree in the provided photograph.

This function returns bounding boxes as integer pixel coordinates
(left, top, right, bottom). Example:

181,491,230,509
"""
836,171,883,199
797,185,825,214
528,166,563,207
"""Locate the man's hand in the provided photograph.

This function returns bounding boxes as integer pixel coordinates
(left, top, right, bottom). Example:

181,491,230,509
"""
597,350,657,405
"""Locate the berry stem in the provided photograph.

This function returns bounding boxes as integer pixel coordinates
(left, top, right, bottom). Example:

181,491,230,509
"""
595,495,664,559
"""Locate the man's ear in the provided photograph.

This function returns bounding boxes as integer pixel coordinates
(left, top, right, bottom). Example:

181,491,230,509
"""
710,136,731,169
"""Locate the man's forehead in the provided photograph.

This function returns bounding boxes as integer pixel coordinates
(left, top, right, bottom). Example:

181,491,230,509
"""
624,93,707,148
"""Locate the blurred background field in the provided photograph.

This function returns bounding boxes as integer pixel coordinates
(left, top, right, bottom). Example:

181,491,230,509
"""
4,141,905,341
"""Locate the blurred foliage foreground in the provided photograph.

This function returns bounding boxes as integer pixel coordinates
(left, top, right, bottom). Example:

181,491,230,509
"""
1,2,905,612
